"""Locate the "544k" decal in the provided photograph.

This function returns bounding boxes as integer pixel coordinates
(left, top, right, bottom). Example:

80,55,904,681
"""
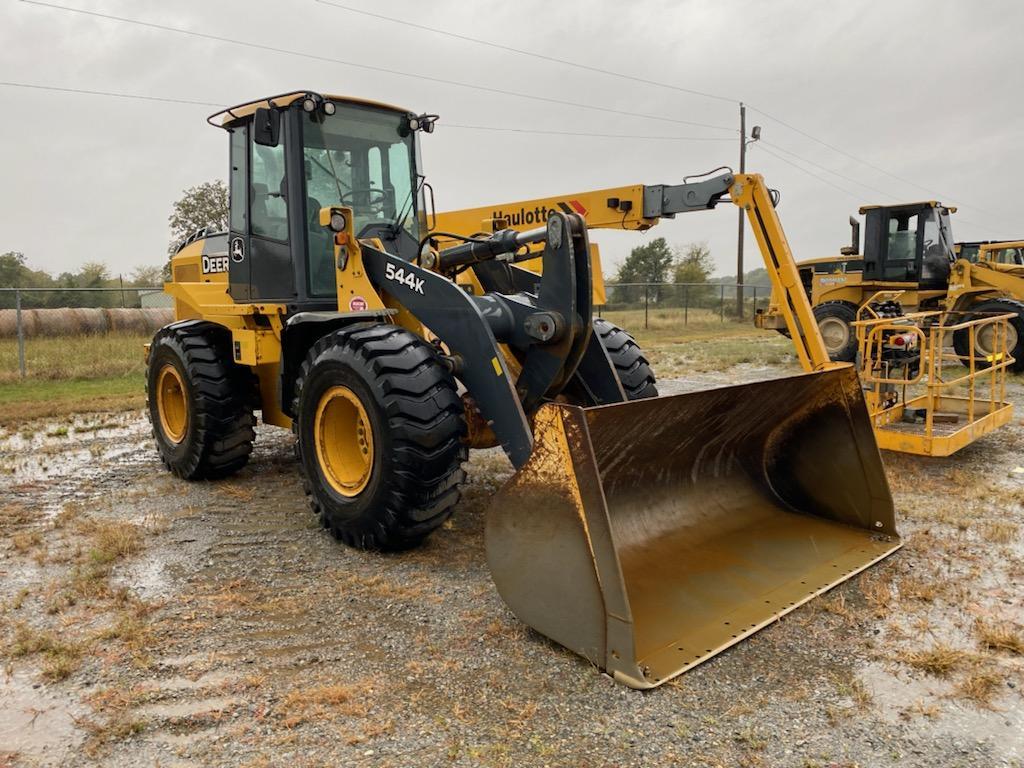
384,263,425,294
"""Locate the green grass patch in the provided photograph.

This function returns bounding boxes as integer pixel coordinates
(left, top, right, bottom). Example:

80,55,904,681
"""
0,374,143,425
0,333,148,383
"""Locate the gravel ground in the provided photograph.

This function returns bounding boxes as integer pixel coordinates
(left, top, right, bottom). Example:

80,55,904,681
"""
0,364,1022,767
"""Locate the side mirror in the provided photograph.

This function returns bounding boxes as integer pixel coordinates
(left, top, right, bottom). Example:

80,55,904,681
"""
253,107,280,147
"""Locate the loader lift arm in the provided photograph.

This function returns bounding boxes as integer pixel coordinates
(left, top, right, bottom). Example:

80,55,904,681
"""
433,171,836,372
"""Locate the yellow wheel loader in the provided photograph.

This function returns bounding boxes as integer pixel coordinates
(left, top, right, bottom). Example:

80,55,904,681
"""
956,240,1024,265
756,203,1024,369
148,91,899,689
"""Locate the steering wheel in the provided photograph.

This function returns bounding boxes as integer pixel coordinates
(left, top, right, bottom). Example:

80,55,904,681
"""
341,188,387,214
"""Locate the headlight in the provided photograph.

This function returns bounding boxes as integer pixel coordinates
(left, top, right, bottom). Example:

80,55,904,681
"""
302,97,317,113
329,211,348,232
323,101,336,116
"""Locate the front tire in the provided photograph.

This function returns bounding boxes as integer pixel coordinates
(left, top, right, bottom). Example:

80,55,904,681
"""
293,323,467,550
952,299,1024,371
812,301,858,363
146,321,256,480
593,318,658,400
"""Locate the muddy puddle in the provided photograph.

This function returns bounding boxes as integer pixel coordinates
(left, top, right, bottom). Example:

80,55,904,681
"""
0,672,85,764
859,661,1024,761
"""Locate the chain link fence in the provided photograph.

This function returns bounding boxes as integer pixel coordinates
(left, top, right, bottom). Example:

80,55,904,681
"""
0,282,768,381
598,282,769,330
0,288,169,381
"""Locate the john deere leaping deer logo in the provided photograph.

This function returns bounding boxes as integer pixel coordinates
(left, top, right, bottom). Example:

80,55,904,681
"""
230,237,245,263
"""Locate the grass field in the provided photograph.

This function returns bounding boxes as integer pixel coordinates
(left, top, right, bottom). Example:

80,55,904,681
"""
0,316,779,424
0,333,148,383
0,334,148,424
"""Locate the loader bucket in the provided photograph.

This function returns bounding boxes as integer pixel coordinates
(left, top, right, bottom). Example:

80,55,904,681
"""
486,366,900,689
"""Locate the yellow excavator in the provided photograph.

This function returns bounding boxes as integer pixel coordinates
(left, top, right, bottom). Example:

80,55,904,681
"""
150,91,898,689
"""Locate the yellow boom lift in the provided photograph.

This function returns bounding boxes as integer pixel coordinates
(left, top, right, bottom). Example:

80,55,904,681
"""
750,205,1015,455
150,92,898,689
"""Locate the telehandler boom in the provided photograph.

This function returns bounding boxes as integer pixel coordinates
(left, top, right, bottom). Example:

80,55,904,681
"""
149,92,898,689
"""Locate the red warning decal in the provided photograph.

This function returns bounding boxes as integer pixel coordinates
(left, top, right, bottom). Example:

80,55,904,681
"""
349,296,368,311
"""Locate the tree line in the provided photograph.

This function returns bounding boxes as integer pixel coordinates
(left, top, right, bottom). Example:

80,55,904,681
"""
0,252,166,309
607,237,773,310
0,181,228,309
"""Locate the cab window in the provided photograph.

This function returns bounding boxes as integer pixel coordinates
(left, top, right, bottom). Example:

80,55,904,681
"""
886,212,918,262
251,141,288,241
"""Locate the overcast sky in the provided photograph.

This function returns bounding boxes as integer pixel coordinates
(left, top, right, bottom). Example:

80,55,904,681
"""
2,0,1022,281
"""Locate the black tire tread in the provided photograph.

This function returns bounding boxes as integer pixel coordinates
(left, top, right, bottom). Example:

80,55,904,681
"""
147,320,257,480
292,323,467,550
593,318,658,399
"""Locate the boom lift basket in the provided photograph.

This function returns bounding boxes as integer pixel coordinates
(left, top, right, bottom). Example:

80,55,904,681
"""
486,365,900,688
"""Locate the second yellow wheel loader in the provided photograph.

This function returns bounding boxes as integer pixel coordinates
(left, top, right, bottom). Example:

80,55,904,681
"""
148,91,899,689
756,204,1024,368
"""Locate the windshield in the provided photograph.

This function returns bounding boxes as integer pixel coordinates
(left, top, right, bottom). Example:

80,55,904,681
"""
984,246,1024,265
302,103,419,296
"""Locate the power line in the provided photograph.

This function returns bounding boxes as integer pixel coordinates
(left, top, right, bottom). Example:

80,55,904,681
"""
15,0,1012,231
0,81,733,144
760,140,898,202
313,0,739,105
749,104,1008,224
445,123,734,141
756,143,987,230
755,144,864,201
19,0,737,134
0,80,221,107
312,0,1011,229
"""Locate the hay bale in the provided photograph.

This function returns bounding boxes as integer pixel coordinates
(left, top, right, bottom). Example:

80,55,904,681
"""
105,308,173,334
0,307,175,338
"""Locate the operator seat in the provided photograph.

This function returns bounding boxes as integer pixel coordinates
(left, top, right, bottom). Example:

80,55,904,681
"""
307,196,336,296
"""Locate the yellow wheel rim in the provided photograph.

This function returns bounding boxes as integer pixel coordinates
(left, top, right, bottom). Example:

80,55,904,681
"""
818,316,850,356
976,322,1017,359
314,385,374,497
156,363,189,444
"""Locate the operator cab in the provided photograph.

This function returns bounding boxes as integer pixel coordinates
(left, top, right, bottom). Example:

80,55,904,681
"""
208,91,434,308
959,241,1024,266
858,201,956,289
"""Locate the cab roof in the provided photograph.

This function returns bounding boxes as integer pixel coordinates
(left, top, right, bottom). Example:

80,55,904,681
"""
207,90,412,129
858,201,957,214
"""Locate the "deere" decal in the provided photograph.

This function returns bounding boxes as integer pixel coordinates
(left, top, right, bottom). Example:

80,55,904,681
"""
202,255,229,274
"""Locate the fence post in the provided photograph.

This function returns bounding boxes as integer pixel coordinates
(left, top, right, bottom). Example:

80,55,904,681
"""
119,274,126,308
720,284,725,322
16,289,26,379
752,286,758,315
683,284,689,326
644,283,649,330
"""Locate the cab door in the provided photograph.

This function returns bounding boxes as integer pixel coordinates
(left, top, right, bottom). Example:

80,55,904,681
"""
227,119,296,302
227,125,251,300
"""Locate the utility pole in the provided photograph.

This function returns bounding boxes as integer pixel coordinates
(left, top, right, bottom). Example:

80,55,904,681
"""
735,105,761,320
736,102,746,320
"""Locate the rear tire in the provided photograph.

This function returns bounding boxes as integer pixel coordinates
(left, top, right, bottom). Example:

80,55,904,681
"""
812,301,858,363
594,318,658,400
293,323,467,550
952,299,1024,371
146,320,257,480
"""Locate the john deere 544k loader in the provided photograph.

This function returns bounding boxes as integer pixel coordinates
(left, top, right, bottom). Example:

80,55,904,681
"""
148,91,899,689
